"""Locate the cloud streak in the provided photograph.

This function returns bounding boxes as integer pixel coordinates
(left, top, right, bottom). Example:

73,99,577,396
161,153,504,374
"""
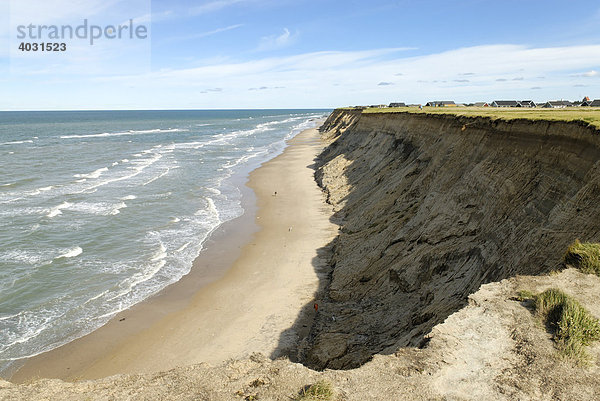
571,70,598,77
161,24,244,43
256,28,296,52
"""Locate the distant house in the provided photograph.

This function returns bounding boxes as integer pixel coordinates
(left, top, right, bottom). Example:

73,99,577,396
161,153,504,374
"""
389,102,407,107
590,99,600,107
473,102,489,107
543,100,574,108
519,100,536,108
369,104,387,108
490,100,519,107
425,101,456,107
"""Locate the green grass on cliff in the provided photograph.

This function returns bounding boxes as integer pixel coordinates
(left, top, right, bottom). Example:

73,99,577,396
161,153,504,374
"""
296,380,335,401
519,288,600,361
564,240,600,275
361,107,600,130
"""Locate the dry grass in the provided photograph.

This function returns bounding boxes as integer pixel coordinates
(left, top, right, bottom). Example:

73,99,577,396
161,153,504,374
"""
296,380,335,401
564,239,600,275
361,107,600,129
520,288,600,361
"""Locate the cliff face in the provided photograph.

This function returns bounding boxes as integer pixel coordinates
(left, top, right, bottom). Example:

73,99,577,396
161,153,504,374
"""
305,109,600,369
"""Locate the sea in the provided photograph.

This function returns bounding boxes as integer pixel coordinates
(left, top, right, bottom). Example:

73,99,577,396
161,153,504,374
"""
0,109,328,375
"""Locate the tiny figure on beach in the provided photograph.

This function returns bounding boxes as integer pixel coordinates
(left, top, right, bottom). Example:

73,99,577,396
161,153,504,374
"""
273,191,277,196
288,226,293,232
314,303,318,312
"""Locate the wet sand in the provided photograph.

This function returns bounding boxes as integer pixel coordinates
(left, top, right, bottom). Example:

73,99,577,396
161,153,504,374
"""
11,126,337,382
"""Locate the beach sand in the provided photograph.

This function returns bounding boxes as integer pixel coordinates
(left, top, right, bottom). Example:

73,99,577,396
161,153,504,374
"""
11,126,337,382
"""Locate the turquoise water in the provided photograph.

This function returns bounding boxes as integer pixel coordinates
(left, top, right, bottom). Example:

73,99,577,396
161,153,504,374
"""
0,109,327,374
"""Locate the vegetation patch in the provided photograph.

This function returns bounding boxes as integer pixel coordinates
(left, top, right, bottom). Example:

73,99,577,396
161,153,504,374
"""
361,107,600,129
296,380,335,401
519,288,600,361
564,239,600,275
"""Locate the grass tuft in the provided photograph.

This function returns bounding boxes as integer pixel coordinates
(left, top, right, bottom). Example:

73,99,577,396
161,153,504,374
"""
516,289,535,302
532,288,600,361
296,380,335,401
564,239,600,275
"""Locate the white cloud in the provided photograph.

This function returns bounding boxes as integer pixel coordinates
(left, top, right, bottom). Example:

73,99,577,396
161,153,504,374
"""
571,70,599,77
256,28,296,52
7,44,600,109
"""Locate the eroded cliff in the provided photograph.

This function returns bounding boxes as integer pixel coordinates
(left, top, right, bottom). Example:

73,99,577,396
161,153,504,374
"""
304,109,600,370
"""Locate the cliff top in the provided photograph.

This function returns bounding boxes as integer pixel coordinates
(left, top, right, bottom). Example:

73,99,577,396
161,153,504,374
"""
359,106,600,129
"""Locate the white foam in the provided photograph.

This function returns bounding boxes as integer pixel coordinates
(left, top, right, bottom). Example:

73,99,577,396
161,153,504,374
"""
46,201,72,218
69,201,127,216
120,195,137,200
83,290,109,305
60,128,188,139
0,140,33,146
150,243,167,262
171,217,180,223
76,154,162,194
176,242,191,252
0,249,48,265
38,186,53,192
74,167,108,180
143,168,171,186
56,247,83,259
109,202,127,215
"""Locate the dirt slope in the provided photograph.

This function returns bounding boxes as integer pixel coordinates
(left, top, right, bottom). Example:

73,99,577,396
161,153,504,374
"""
303,109,600,369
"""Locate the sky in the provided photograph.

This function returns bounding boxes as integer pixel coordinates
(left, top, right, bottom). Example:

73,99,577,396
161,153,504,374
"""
1,0,600,110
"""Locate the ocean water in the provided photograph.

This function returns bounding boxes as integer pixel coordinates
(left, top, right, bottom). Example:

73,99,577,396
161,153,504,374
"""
0,109,327,374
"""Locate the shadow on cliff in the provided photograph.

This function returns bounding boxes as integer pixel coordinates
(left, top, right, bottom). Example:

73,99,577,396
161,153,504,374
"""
271,110,600,371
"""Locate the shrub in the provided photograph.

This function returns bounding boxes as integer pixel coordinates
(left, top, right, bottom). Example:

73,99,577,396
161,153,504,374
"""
296,380,335,401
564,239,600,275
532,288,600,360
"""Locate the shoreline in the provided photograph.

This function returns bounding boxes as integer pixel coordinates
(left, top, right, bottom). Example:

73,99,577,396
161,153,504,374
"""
10,124,337,382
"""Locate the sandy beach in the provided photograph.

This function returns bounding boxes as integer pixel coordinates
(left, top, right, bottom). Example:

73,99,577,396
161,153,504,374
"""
11,125,337,382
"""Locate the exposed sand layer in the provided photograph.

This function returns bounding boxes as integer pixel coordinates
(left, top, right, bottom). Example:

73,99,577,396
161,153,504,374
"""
11,126,338,382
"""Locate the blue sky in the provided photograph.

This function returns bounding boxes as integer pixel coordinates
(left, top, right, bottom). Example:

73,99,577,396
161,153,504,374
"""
2,0,600,110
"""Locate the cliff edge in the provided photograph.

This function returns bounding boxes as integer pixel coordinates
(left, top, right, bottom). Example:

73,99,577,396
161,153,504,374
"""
303,108,600,369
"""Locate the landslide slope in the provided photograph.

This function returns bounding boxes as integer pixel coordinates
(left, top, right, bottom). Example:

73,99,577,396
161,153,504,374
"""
304,109,600,369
